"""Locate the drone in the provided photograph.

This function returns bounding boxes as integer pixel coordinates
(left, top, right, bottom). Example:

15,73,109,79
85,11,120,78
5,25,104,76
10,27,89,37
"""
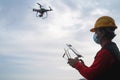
33,3,53,19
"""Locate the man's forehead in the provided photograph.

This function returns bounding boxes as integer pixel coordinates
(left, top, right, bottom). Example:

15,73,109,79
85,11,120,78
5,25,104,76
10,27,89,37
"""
95,29,101,33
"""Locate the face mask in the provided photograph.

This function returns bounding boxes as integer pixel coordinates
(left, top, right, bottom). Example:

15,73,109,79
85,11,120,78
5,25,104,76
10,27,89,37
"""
93,33,100,44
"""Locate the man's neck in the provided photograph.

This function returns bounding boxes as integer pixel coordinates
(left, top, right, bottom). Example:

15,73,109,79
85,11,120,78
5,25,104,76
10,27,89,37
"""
101,39,111,47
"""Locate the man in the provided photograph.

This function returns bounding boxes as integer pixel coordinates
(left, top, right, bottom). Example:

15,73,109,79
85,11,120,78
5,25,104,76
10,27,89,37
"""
68,16,120,80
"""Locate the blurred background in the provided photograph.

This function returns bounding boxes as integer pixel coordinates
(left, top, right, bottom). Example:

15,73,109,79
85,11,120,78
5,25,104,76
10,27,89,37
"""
0,0,120,80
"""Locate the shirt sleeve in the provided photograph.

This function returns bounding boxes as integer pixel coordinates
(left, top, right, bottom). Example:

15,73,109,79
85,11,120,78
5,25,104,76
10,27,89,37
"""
74,49,115,80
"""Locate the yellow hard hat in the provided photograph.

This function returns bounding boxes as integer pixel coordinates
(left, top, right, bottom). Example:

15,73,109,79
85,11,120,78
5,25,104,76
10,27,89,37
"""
90,16,117,32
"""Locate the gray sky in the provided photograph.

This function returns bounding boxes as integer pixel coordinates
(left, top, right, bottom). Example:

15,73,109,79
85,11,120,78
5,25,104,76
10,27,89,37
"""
0,0,120,80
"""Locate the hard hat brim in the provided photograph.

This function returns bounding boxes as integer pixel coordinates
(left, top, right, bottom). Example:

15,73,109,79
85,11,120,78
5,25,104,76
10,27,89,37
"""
90,28,95,32
90,26,117,32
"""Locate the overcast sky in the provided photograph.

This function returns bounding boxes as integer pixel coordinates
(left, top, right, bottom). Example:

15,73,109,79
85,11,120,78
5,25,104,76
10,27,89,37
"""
0,0,120,80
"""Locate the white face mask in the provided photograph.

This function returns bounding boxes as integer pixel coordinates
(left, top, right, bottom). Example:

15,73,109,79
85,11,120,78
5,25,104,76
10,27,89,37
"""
93,33,100,44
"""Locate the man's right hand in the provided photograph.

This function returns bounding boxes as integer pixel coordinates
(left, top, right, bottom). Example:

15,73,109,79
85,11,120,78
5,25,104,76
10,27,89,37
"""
67,58,79,68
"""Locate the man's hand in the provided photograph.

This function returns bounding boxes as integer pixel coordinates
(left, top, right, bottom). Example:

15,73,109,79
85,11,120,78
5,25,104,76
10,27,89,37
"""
67,58,79,68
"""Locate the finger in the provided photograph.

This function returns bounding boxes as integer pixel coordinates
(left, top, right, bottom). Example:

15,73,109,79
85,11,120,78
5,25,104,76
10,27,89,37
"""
79,59,85,65
68,58,73,61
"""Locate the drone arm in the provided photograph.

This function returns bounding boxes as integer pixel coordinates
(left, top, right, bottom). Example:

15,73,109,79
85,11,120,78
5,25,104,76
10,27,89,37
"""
37,3,43,8
37,3,40,5
49,6,53,11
